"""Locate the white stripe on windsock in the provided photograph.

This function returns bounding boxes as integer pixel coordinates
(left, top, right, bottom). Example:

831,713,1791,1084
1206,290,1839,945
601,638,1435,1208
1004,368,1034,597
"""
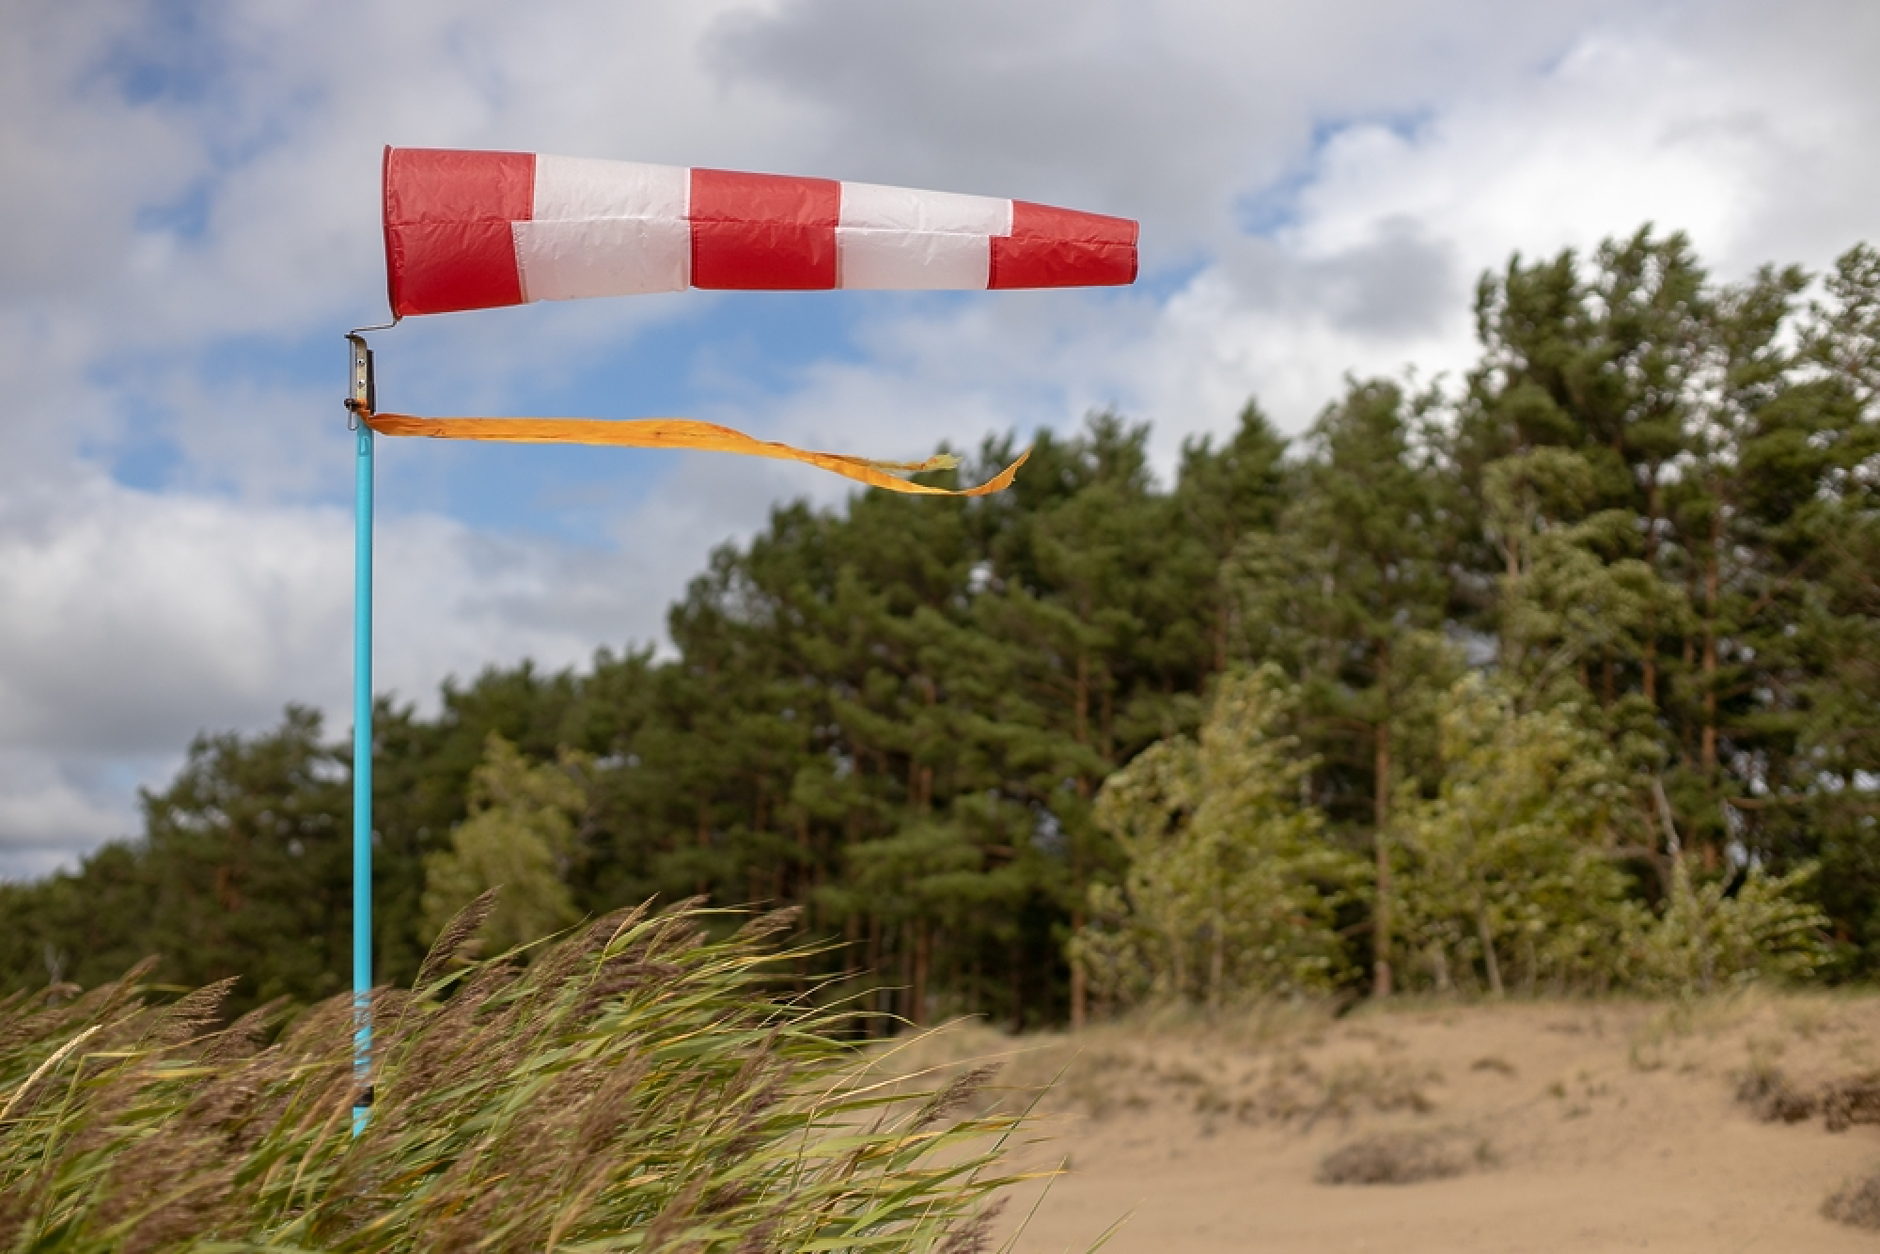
515,156,691,302
835,181,1012,290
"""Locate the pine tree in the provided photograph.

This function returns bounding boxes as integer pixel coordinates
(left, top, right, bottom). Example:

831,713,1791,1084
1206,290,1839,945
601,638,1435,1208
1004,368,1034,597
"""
1229,378,1451,996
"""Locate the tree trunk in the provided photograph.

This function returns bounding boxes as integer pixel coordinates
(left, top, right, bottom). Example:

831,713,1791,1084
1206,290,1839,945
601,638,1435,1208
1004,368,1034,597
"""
1500,519,1522,668
1074,651,1089,748
1373,829,1393,1000
1170,917,1188,1005
866,915,882,1036
898,921,914,1024
796,811,812,919
1208,915,1225,1022
1372,698,1394,999
1702,510,1721,777
1070,908,1088,1031
1208,859,1226,1021
1010,938,1024,1033
1072,647,1092,1031
911,920,930,1027
1475,902,1503,997
1682,594,1696,719
1643,469,1661,703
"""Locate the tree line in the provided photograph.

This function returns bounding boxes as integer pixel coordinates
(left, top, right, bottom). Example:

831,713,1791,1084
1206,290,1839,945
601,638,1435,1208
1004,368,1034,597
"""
3,228,1876,1024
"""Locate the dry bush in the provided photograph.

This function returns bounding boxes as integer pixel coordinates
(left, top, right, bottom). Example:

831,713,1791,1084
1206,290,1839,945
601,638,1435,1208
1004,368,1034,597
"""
1735,1067,1880,1131
1825,1173,1880,1229
1821,1076,1880,1132
1317,1131,1473,1186
1735,1067,1818,1124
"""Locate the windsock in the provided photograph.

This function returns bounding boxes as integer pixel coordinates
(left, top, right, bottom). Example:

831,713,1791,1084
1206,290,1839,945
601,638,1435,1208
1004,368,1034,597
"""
383,148,1139,318
367,148,1137,495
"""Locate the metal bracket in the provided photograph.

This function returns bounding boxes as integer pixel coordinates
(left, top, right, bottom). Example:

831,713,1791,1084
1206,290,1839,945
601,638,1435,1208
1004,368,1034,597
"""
345,333,375,428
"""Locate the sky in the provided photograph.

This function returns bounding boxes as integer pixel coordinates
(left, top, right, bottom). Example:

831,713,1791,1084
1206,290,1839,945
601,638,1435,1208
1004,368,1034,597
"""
2,0,1878,879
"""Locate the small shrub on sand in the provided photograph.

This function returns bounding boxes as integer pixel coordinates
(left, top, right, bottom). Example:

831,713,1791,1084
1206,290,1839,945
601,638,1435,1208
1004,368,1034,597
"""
1735,1066,1880,1131
1737,1069,1818,1124
1824,1173,1880,1229
0,900,1023,1252
1316,1131,1469,1186
1821,1076,1880,1132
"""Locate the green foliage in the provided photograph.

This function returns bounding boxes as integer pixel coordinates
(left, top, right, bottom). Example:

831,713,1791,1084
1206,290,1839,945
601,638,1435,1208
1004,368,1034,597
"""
1390,675,1638,994
1630,858,1831,991
420,734,590,954
0,903,1022,1252
1071,667,1364,1009
3,228,1878,1019
1081,668,1832,1001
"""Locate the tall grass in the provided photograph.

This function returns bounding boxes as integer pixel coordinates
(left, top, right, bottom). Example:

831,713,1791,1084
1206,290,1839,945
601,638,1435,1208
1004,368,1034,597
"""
0,898,1027,1252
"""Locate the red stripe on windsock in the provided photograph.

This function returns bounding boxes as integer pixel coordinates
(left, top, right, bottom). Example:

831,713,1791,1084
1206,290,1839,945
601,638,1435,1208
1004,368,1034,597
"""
690,169,840,290
384,148,535,317
988,201,1138,290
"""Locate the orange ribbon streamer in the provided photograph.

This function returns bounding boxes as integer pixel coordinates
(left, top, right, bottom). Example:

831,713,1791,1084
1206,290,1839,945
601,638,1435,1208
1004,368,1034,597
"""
361,412,1027,497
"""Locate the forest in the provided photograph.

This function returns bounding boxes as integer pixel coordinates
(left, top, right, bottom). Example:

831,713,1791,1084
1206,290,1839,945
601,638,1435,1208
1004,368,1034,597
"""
3,227,1877,1028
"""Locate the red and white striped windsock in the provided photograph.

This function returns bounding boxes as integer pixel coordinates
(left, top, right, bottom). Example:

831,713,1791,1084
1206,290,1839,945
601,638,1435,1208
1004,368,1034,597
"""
383,148,1139,318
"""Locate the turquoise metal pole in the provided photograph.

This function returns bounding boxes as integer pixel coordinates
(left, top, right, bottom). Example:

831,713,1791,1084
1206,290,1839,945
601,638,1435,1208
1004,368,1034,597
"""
351,420,374,1136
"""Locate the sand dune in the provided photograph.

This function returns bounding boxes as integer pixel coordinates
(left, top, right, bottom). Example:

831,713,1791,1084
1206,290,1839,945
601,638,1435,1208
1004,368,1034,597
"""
897,992,1880,1252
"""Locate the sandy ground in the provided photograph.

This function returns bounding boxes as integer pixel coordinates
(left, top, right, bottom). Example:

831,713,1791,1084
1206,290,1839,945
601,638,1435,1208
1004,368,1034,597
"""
893,992,1880,1253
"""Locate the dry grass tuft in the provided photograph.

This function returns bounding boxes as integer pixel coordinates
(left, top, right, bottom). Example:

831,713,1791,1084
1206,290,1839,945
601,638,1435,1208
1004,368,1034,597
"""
411,885,500,988
0,900,1028,1253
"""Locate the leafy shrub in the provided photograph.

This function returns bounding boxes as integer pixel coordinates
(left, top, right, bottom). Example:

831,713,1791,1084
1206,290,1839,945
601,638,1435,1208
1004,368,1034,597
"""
1070,666,1365,1012
1391,674,1639,995
420,733,591,954
1628,858,1830,992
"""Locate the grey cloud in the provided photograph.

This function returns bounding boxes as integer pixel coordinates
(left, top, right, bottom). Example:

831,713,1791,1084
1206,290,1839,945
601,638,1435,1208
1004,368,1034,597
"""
704,0,1643,251
1317,224,1460,339
708,0,1261,239
1213,221,1461,340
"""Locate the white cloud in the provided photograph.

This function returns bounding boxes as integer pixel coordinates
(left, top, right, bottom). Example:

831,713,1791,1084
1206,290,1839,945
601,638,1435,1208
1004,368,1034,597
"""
0,753,152,881
0,432,870,872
